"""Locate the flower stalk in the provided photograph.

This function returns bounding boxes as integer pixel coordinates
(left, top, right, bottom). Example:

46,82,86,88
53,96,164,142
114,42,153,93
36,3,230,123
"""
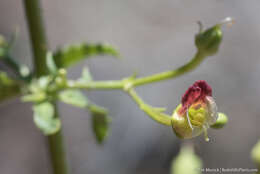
65,51,207,90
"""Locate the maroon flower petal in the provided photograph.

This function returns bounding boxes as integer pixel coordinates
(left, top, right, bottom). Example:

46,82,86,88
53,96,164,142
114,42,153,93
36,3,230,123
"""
181,80,212,110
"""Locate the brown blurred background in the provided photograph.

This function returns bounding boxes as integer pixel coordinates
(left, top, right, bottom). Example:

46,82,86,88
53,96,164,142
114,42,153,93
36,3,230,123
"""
0,0,260,173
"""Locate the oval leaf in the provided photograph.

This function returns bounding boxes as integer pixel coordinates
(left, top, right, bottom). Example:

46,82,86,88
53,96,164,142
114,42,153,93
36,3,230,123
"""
59,89,88,108
33,102,61,135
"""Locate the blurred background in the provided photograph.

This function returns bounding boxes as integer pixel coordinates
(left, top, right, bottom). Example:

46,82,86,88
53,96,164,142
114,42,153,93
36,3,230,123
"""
0,0,260,173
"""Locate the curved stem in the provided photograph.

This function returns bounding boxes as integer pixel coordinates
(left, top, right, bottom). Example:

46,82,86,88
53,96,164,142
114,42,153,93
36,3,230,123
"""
127,88,172,126
23,1,69,174
68,51,206,90
63,51,207,126
132,51,205,86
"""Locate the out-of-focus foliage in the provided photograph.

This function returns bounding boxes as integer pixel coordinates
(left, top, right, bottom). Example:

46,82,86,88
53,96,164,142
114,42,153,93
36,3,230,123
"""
0,35,7,58
0,71,20,102
59,89,88,108
33,102,61,135
89,104,111,144
252,140,260,165
171,145,202,174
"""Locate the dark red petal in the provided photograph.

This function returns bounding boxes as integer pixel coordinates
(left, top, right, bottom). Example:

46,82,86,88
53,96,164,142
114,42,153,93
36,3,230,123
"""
181,80,212,109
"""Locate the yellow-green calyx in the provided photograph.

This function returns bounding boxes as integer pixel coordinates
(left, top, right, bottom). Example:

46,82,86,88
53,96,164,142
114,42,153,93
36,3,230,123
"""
171,102,210,141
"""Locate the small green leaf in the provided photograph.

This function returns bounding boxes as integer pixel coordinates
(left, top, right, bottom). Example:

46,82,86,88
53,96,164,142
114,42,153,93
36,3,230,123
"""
53,43,120,68
59,89,88,108
78,67,93,83
46,51,58,74
89,104,110,144
171,145,202,174
33,102,61,135
0,71,20,102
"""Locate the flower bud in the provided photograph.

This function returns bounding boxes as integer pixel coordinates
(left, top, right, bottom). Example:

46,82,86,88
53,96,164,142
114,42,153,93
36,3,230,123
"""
195,25,222,57
195,17,234,57
210,112,228,129
171,80,218,141
171,145,202,174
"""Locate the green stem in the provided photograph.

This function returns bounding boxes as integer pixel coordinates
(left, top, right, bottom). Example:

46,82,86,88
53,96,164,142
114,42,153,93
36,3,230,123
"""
63,51,207,126
68,51,206,90
23,0,69,174
48,105,69,174
132,51,205,86
23,0,48,76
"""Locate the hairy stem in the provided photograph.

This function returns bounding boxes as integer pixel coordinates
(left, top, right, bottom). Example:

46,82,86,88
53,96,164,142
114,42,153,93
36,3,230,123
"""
23,0,69,174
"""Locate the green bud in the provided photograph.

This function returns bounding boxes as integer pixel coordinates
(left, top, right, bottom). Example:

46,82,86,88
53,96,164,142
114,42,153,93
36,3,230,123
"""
210,112,228,129
195,17,234,57
171,145,202,174
251,140,260,165
195,24,222,57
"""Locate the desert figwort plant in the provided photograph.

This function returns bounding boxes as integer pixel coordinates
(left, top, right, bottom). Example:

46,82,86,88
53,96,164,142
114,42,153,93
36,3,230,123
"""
0,1,231,173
